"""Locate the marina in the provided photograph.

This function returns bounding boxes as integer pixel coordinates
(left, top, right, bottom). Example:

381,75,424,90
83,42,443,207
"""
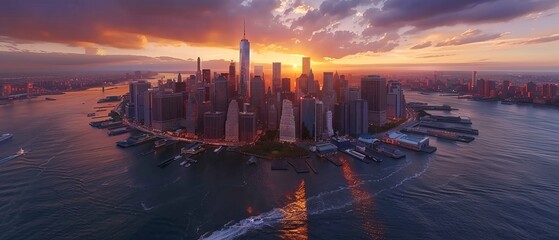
402,127,475,143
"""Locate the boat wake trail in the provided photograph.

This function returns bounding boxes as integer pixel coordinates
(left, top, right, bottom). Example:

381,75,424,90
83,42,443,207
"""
200,158,432,240
0,155,18,164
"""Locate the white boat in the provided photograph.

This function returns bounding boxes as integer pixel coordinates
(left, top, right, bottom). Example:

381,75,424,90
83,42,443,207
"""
214,146,224,153
248,217,264,225
16,148,25,156
180,160,187,166
174,155,182,160
184,163,191,168
0,133,13,143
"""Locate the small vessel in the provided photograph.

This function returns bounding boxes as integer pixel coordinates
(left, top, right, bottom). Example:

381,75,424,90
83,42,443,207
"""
154,139,167,149
184,163,191,168
180,160,187,166
214,146,224,153
174,155,182,160
248,217,264,225
0,133,13,143
45,97,57,101
246,156,257,165
16,148,25,156
181,143,205,155
87,113,96,117
116,134,156,148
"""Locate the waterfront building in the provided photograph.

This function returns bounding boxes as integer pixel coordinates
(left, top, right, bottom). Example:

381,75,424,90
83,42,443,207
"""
185,93,198,134
361,75,387,126
239,112,256,142
250,76,266,123
239,22,250,98
130,81,150,122
268,103,278,130
279,99,296,143
300,96,316,141
543,83,558,98
151,91,184,131
214,75,228,113
225,100,240,142
302,57,310,76
203,111,225,140
477,79,486,96
334,103,349,135
387,81,405,119
282,78,291,92
384,132,430,151
272,62,281,94
347,99,369,137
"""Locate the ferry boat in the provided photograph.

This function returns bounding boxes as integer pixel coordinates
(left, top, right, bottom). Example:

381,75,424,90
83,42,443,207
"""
107,127,132,136
0,133,13,143
45,97,57,101
214,146,224,153
153,139,167,149
116,134,156,148
87,113,96,117
343,149,370,161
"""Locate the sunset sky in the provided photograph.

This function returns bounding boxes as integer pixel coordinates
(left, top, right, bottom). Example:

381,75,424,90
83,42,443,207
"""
1,0,558,72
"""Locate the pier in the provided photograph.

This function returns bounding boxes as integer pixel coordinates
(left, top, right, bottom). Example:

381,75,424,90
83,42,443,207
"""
288,158,310,173
271,159,289,170
323,155,342,166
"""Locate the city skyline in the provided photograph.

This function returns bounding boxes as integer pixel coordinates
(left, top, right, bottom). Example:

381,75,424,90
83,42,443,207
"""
1,0,559,72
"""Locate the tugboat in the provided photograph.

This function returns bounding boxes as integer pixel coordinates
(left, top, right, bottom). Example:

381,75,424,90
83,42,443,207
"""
0,133,13,143
214,146,224,153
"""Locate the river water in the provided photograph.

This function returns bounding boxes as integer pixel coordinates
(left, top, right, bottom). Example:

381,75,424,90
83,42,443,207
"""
0,87,558,239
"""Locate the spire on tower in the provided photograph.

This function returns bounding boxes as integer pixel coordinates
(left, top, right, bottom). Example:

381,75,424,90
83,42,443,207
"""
243,19,246,39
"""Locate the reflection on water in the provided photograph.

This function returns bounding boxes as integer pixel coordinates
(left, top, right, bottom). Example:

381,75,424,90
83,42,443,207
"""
339,156,384,239
279,180,308,240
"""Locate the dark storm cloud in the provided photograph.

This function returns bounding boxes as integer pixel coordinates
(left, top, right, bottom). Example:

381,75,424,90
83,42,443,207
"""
362,0,558,35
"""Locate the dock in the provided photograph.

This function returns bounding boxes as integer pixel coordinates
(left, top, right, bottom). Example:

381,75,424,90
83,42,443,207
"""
305,158,318,174
419,122,479,135
402,127,475,143
323,155,342,166
158,156,178,168
271,159,289,170
288,158,310,173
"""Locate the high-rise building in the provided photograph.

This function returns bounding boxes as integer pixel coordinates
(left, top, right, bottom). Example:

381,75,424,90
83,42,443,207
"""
543,83,558,98
361,75,386,126
315,100,324,141
323,72,334,94
202,69,211,84
239,112,256,142
477,79,486,96
325,110,334,137
348,87,360,101
387,81,405,119
302,57,310,76
225,100,240,142
214,75,228,112
239,22,250,98
185,92,198,134
254,66,264,80
250,76,266,123
272,62,282,94
334,71,341,101
282,78,291,92
268,103,278,130
151,91,185,131
300,96,316,140
130,81,151,122
485,80,496,97
297,74,309,94
472,71,477,90
228,61,236,98
308,69,317,95
196,57,202,82
347,99,368,137
203,111,225,140
340,79,349,103
279,99,296,143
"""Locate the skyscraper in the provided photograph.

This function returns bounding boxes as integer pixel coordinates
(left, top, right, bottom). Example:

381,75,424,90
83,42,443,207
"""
268,103,278,130
347,99,369,137
282,78,291,92
203,111,225,140
300,96,316,140
472,71,477,90
254,66,264,79
239,22,250,98
272,62,282,94
250,76,266,123
228,61,236,98
323,72,334,94
387,81,405,119
151,91,185,131
214,75,228,113
202,69,211,84
325,110,334,137
239,112,256,142
361,75,387,126
315,100,324,141
279,99,296,143
225,100,239,142
302,57,310,76
130,81,150,122
196,57,202,83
